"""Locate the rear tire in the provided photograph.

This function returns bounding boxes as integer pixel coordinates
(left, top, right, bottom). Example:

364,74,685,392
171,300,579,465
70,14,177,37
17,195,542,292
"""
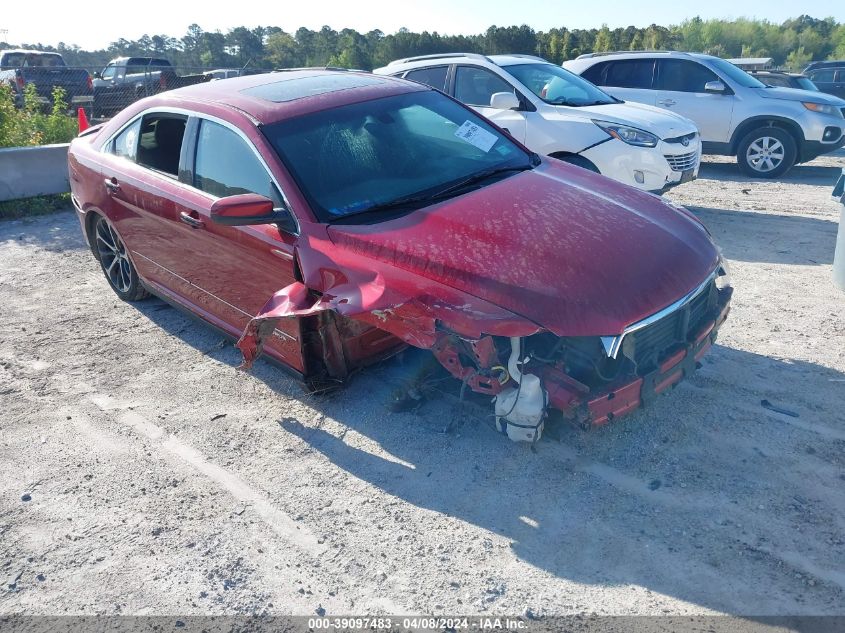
93,215,149,302
736,127,796,178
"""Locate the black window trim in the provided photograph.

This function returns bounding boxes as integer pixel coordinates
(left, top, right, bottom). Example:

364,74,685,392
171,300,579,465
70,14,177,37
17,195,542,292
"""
401,64,451,93
101,106,300,235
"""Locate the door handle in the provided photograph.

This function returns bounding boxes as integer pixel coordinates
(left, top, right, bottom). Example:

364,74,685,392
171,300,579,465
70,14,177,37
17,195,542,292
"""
103,177,120,193
179,211,205,229
657,99,676,106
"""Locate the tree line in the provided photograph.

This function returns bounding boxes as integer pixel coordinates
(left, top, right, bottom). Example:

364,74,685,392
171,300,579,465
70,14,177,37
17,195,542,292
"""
3,15,844,72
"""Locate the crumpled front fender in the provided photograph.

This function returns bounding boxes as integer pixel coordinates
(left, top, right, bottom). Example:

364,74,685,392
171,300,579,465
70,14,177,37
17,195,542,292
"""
236,235,542,371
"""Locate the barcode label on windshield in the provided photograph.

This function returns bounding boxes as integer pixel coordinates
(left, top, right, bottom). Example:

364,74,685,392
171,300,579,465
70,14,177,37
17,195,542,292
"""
454,121,497,153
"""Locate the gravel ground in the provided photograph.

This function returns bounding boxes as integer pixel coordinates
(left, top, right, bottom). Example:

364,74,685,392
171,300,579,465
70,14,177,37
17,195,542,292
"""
0,152,844,619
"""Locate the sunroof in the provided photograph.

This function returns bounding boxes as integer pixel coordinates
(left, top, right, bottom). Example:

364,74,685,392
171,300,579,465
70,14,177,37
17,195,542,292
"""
241,74,383,103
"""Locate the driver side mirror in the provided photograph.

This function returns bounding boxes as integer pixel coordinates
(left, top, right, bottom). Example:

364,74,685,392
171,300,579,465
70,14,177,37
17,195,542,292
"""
489,92,520,110
93,71,102,79
210,193,297,233
704,80,728,94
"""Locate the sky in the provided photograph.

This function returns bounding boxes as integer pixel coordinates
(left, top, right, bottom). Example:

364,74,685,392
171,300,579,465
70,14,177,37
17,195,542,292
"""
2,0,844,50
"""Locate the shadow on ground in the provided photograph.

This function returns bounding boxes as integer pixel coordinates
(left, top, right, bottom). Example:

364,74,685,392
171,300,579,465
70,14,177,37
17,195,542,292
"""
130,279,845,616
699,160,843,186
0,208,84,253
691,206,838,266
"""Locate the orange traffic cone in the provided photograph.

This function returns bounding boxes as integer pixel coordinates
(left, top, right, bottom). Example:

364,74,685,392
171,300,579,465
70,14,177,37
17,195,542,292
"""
78,107,90,133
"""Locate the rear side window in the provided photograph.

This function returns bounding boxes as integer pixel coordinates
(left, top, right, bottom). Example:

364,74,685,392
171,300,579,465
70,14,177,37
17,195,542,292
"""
756,74,782,87
603,60,655,89
580,61,608,85
404,66,448,91
135,115,186,176
656,60,719,93
111,118,142,161
809,69,835,83
194,120,280,204
454,66,514,107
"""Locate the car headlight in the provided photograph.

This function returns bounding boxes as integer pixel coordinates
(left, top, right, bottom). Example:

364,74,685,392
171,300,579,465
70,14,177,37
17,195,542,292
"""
592,120,659,147
803,102,843,117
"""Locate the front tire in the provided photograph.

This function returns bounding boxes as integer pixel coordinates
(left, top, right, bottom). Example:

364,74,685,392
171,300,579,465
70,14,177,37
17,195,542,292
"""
93,215,149,302
737,127,796,178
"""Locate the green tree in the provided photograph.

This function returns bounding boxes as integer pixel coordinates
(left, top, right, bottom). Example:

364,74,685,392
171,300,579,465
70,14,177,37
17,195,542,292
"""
593,25,613,52
785,46,812,70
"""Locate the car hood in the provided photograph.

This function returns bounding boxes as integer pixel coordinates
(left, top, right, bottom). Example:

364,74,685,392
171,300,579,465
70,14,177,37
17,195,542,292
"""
326,161,719,337
557,100,699,139
756,86,845,105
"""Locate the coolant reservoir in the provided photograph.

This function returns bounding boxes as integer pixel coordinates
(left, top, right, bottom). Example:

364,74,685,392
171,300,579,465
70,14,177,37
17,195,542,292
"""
494,372,546,443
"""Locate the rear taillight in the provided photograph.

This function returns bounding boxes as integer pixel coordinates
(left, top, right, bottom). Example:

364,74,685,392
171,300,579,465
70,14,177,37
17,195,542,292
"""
87,75,93,91
159,74,167,89
15,74,25,90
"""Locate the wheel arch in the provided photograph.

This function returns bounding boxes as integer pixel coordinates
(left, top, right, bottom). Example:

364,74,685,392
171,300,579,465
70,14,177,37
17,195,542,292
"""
548,151,601,173
729,116,804,155
83,208,104,260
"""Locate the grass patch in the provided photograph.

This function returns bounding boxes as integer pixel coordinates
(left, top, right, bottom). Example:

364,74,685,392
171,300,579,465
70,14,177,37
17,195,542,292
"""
0,193,72,220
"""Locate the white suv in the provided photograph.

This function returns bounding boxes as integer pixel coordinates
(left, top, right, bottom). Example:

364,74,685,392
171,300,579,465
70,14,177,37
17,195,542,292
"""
564,51,845,178
374,53,701,193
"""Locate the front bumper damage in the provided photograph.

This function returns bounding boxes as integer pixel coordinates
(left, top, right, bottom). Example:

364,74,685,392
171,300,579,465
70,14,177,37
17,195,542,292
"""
236,241,732,443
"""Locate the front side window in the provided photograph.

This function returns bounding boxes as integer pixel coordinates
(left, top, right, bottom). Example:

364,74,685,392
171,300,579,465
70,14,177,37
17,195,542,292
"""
263,90,530,222
706,58,766,88
404,66,448,92
194,120,280,204
603,60,655,89
503,63,616,106
454,66,514,107
656,60,719,93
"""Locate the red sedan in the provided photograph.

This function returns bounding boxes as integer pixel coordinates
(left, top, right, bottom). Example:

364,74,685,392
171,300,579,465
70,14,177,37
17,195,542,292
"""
68,70,731,442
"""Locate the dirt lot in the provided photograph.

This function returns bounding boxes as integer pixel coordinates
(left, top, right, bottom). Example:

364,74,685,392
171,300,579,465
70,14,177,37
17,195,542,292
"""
1,152,844,619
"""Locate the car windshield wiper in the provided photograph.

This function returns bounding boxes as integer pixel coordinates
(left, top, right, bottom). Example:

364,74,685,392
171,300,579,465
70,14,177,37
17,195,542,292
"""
429,162,535,199
329,161,536,224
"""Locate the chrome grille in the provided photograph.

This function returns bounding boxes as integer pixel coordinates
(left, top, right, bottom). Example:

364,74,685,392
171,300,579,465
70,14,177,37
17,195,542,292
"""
627,280,717,370
664,150,699,172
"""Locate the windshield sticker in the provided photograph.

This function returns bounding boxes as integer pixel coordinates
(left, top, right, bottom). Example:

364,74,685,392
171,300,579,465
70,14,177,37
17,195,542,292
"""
454,121,497,153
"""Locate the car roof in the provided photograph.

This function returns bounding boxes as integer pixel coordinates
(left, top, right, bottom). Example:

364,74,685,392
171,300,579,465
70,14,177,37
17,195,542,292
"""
149,69,425,125
573,50,714,63
378,52,548,72
752,71,806,78
1,49,61,56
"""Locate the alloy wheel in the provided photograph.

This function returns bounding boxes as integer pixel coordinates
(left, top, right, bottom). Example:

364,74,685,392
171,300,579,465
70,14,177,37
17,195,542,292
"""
745,136,785,173
95,218,132,294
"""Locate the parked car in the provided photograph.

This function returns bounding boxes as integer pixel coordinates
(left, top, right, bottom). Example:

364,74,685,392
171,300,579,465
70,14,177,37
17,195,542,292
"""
803,61,845,99
92,57,210,118
0,49,92,111
564,51,845,178
204,68,242,81
750,70,819,92
67,70,731,441
374,53,701,193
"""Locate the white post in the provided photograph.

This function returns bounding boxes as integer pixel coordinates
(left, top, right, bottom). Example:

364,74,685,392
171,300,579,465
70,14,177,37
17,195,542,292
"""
835,168,845,292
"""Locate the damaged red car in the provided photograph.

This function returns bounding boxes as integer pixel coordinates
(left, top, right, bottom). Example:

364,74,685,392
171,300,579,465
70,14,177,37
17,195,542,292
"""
68,70,732,442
